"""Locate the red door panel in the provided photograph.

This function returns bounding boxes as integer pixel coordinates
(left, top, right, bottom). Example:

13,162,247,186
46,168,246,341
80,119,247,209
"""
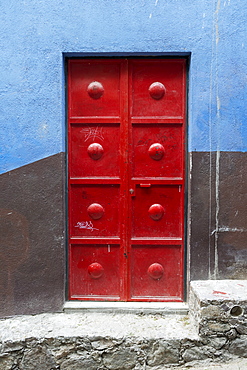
132,124,183,178
131,186,183,238
130,60,186,120
70,124,120,177
68,58,186,301
70,185,121,238
130,245,183,299
69,61,121,118
70,244,121,299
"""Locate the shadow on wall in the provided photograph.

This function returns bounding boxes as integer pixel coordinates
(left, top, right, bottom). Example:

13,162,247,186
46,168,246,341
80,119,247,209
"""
0,209,29,315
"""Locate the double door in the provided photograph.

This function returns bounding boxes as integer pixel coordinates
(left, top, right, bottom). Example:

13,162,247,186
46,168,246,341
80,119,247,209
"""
68,58,186,301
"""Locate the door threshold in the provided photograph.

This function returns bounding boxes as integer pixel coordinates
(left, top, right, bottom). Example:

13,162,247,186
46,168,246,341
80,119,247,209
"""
63,301,189,315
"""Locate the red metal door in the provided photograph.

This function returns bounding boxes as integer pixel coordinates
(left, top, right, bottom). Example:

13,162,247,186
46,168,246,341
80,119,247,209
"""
68,58,186,301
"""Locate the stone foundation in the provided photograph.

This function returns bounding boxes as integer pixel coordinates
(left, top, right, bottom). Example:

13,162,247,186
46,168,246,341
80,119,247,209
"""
189,280,247,361
0,280,247,369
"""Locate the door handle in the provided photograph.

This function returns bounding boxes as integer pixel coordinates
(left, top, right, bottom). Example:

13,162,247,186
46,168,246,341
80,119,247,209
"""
130,183,152,196
129,183,136,197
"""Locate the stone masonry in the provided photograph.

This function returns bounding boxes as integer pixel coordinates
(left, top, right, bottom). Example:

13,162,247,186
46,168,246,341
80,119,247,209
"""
0,281,246,369
189,280,247,363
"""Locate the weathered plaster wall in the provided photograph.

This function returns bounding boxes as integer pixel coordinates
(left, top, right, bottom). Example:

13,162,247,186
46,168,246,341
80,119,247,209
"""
0,154,65,317
1,0,247,173
0,0,247,316
190,152,247,281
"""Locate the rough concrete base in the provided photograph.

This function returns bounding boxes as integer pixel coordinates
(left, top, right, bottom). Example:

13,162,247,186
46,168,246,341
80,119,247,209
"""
190,280,247,336
189,280,247,367
0,312,198,369
0,313,243,369
1,280,247,369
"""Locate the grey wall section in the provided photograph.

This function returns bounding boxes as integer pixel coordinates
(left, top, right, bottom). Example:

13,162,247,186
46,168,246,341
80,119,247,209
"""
190,152,247,281
0,153,65,318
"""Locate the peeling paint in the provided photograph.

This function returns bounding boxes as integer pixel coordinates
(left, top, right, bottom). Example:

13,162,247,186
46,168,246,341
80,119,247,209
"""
215,0,221,15
214,150,220,279
149,0,159,20
212,227,247,235
217,96,221,116
215,0,221,45
38,122,49,138
215,23,220,46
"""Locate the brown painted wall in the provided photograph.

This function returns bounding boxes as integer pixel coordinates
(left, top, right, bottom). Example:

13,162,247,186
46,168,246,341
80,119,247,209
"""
190,152,247,281
0,151,246,316
0,153,65,317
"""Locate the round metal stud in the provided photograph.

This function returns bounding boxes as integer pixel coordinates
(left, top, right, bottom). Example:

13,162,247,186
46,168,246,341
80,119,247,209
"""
148,143,165,161
148,204,164,221
147,263,164,280
148,82,166,100
87,203,105,220
87,143,104,160
87,81,104,99
88,262,104,279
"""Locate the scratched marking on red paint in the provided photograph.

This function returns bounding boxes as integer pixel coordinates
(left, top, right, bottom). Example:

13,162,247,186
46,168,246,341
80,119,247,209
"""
137,138,152,147
213,290,227,295
80,126,104,142
75,221,99,232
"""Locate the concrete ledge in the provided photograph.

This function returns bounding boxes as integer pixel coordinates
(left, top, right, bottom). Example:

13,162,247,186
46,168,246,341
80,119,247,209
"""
1,281,247,368
190,280,247,304
64,301,189,315
0,312,199,369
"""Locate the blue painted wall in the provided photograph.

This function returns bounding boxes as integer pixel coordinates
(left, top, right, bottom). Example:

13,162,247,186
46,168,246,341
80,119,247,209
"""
1,0,247,173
